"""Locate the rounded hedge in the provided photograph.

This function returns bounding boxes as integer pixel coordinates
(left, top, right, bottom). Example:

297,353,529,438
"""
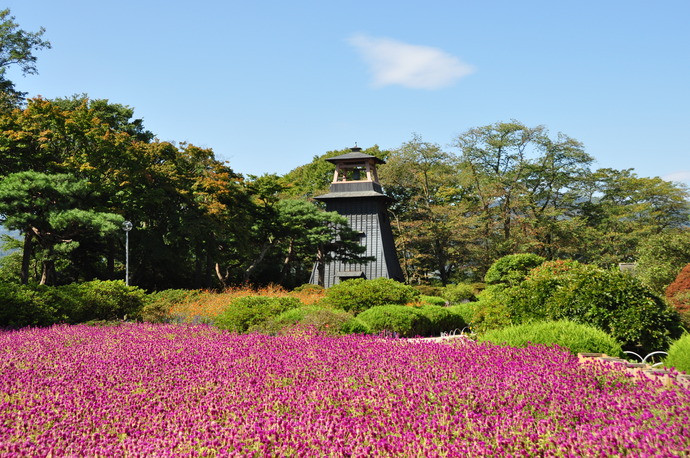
416,305,467,335
419,295,447,307
479,320,623,356
251,306,369,336
0,281,61,328
215,296,301,333
447,303,476,330
357,305,431,337
0,280,147,328
664,333,690,374
442,284,477,304
484,253,545,286
322,278,420,314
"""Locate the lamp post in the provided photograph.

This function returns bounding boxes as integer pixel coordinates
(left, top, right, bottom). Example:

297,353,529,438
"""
122,221,133,286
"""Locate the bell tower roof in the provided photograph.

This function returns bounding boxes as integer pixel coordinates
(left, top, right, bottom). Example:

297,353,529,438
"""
325,151,385,165
314,145,388,200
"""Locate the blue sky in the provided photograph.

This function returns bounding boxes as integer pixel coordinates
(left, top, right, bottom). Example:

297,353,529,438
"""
5,0,690,184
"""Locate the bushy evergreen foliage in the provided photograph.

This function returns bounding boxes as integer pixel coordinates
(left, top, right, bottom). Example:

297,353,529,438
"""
484,253,545,286
479,320,623,356
413,285,445,297
416,305,466,334
442,284,477,304
250,305,369,335
292,283,324,293
664,333,690,373
469,290,513,334
419,295,447,306
65,280,147,323
357,305,432,337
215,296,301,333
321,278,419,314
507,260,682,353
0,280,146,328
446,303,476,330
636,231,690,293
0,280,62,328
141,289,203,323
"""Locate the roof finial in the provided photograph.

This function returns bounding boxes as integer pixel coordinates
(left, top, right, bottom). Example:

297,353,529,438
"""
351,142,362,153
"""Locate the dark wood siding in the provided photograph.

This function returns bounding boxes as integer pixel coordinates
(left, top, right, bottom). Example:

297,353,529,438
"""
311,196,404,288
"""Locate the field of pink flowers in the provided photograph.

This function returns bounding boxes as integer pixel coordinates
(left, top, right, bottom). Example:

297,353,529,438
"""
1,324,689,457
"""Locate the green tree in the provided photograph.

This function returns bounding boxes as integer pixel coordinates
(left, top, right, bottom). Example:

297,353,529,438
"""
0,9,51,110
380,135,479,285
0,171,122,285
51,95,154,142
453,121,593,269
278,199,371,288
0,97,253,289
578,169,690,267
635,229,690,293
238,174,371,287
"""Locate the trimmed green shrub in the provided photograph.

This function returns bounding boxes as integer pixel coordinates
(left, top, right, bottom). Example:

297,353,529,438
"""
419,295,447,306
664,333,690,373
507,260,682,353
292,283,324,293
416,305,467,335
252,305,371,335
0,281,65,328
479,320,623,356
470,295,512,334
341,317,371,334
295,308,362,335
215,296,301,333
322,278,420,314
141,289,203,323
442,284,477,304
484,253,545,287
447,303,476,330
413,285,444,297
357,305,431,337
64,280,148,323
0,280,146,327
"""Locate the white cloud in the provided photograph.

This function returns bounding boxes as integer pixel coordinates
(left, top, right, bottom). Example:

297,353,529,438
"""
662,170,690,184
347,34,475,90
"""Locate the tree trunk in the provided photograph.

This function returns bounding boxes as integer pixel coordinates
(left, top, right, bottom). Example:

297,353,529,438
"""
20,231,33,284
215,263,229,290
279,239,295,285
244,241,272,283
316,245,326,287
40,258,55,286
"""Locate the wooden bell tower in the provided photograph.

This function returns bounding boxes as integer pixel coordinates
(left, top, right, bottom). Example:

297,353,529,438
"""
309,146,404,288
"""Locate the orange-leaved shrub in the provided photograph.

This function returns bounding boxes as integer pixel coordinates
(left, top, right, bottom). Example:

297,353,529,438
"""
665,263,690,328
